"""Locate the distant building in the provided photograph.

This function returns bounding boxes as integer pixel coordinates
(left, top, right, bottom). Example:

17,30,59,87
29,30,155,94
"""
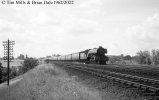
17,54,25,60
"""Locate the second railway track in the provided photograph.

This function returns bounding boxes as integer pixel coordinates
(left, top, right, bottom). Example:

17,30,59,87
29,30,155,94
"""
55,62,159,100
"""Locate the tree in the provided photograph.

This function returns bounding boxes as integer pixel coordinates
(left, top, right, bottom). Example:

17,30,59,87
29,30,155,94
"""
124,55,131,60
146,57,151,65
151,49,159,65
121,54,124,58
136,50,151,65
26,54,28,59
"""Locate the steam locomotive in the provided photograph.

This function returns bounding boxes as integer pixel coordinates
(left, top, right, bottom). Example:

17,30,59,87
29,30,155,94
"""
48,46,109,65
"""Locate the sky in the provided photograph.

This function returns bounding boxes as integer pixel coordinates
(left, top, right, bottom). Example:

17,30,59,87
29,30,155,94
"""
0,0,159,58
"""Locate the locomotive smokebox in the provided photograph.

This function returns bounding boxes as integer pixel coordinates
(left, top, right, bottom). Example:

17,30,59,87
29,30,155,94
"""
87,46,109,64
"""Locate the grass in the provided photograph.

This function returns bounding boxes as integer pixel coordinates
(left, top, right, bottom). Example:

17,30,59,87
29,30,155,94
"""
0,63,101,100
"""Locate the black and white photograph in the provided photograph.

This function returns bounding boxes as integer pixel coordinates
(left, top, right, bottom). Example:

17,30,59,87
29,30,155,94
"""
0,0,159,100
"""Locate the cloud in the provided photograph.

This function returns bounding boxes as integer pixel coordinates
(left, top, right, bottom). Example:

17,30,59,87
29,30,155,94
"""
1,1,159,57
0,19,20,32
126,13,159,51
105,13,159,56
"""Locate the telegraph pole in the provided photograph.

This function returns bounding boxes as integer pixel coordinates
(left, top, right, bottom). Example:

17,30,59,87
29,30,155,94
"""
3,39,15,86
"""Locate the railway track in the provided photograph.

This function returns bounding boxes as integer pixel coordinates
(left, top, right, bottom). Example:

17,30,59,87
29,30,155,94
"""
63,62,159,80
56,63,159,99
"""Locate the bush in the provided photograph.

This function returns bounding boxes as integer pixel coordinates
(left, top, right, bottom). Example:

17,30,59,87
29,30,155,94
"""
10,67,19,78
22,58,39,73
0,66,20,83
0,63,2,83
45,59,50,64
0,67,7,83
109,55,123,64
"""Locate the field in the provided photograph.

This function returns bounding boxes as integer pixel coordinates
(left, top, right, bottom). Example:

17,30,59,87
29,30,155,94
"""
0,60,24,67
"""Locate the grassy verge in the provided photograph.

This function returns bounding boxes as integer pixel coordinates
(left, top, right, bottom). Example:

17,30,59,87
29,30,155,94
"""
0,63,101,100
